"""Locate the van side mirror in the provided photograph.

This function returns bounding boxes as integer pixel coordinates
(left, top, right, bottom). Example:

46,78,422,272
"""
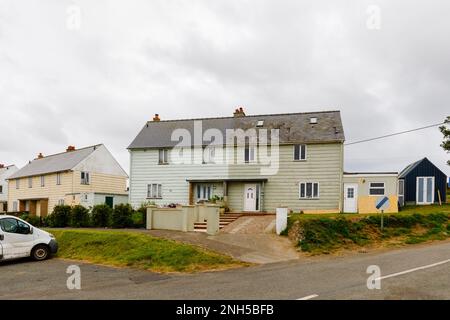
29,227,34,235
0,234,4,241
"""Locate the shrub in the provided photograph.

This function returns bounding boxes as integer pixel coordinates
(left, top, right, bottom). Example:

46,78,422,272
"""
19,213,41,227
91,204,113,227
111,204,133,228
48,205,72,227
132,210,145,228
69,205,91,227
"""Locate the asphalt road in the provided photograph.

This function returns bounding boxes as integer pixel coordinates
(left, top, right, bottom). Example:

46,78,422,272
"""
1,241,449,300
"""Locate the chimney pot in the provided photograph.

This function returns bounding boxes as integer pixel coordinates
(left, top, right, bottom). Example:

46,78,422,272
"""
0,164,4,168
66,146,76,152
233,106,246,117
153,114,160,121
37,153,44,159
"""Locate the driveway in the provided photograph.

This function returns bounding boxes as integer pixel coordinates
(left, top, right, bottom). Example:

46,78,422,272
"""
1,241,450,299
146,215,300,264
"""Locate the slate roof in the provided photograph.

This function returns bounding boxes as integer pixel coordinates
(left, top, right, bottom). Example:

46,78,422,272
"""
8,145,102,179
128,110,345,149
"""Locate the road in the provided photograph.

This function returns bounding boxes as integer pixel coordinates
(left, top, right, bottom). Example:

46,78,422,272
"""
1,241,449,300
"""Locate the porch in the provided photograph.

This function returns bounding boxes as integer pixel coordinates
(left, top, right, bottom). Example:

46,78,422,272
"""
18,198,49,217
186,178,268,213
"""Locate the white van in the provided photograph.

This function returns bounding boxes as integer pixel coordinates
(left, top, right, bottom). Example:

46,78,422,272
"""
0,215,58,262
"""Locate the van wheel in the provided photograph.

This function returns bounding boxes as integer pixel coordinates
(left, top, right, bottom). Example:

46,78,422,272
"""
31,245,50,261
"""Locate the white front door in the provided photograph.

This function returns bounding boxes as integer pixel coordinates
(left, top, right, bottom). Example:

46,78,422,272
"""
416,177,434,205
344,183,358,213
244,184,257,211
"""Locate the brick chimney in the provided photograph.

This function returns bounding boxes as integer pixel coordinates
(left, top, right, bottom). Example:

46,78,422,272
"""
0,164,4,168
37,153,44,159
66,146,76,152
233,107,246,117
153,114,160,121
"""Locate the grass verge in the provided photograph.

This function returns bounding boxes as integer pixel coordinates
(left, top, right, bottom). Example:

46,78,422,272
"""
284,205,450,255
47,229,243,273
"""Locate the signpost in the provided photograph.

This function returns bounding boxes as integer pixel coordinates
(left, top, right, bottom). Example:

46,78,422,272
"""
376,196,389,231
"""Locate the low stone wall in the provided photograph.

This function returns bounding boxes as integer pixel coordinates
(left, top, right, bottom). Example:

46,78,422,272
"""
146,204,220,233
146,206,195,232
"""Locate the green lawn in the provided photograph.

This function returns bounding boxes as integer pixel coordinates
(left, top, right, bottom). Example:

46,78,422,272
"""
47,229,243,273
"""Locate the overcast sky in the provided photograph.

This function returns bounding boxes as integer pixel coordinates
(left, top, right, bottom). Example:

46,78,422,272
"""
0,0,449,176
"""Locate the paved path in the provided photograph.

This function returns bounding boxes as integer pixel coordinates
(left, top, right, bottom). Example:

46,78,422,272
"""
147,216,300,264
1,241,449,300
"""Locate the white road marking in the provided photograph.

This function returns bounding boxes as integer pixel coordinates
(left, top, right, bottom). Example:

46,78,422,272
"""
297,294,319,300
376,259,450,281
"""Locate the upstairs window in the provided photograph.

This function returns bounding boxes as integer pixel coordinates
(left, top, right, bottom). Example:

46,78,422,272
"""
294,145,307,161
28,177,33,188
81,171,90,185
56,173,62,185
0,185,3,194
147,183,162,199
203,146,216,164
244,145,256,163
40,175,45,187
369,182,385,196
299,182,319,199
16,179,20,189
158,149,169,164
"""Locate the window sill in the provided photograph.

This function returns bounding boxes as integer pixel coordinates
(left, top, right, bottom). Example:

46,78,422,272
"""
158,163,169,165
293,159,307,162
147,197,162,200
299,198,320,200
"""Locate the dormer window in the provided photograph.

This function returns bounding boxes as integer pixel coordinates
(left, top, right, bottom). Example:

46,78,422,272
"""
256,120,264,127
310,117,318,124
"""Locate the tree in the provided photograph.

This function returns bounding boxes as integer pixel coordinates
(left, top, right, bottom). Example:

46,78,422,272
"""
440,116,450,166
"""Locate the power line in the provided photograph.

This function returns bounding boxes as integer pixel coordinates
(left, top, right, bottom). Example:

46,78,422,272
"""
345,122,445,146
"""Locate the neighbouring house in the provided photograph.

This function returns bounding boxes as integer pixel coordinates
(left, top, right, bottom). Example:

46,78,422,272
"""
7,144,128,216
343,172,399,213
398,157,447,206
0,164,18,213
128,109,345,213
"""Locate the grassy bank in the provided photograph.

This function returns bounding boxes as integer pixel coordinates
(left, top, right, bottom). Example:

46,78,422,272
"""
285,204,450,254
48,229,242,273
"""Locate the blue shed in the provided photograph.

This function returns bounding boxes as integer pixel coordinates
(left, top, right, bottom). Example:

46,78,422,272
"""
398,158,447,206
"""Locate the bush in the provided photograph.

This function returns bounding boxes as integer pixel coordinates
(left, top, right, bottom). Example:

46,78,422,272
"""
48,205,72,227
69,205,90,227
111,204,133,228
91,204,113,228
19,213,41,227
132,210,145,228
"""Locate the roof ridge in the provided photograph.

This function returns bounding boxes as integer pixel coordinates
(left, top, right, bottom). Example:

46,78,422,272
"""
33,144,103,161
145,110,341,124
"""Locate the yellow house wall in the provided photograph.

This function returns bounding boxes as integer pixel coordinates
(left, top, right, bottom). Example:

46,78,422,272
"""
8,171,127,214
357,195,399,214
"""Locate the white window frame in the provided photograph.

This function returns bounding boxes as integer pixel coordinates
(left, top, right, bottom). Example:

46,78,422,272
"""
203,146,216,164
158,149,169,164
244,145,256,163
299,182,320,199
12,201,18,212
398,180,405,207
416,176,435,205
293,144,307,161
40,175,45,187
196,184,213,201
81,171,90,185
56,173,62,185
369,182,385,196
16,179,20,189
28,177,33,188
147,183,162,199
58,199,65,206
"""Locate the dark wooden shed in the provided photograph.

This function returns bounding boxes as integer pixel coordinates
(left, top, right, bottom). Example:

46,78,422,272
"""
398,158,447,206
